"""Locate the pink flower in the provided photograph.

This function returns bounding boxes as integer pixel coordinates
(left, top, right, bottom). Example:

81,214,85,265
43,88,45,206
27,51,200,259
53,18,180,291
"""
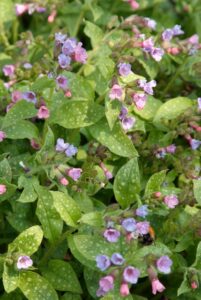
164,194,179,209
128,0,139,10
151,278,165,295
3,65,15,77
188,34,199,45
30,139,40,150
17,256,33,269
142,37,154,53
166,144,176,154
123,266,140,284
191,281,198,289
12,90,22,103
0,184,6,195
67,168,82,181
60,177,69,186
74,42,88,64
15,4,28,16
48,10,57,23
96,275,114,297
0,131,6,142
120,282,130,297
109,84,123,100
132,93,147,110
37,106,50,119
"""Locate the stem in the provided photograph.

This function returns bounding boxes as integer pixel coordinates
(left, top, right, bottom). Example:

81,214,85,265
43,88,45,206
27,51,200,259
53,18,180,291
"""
38,228,76,266
161,56,188,98
72,9,85,37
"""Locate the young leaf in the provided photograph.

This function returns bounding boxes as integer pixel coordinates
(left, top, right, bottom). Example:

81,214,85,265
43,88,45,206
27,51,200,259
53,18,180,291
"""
18,271,58,300
8,225,43,255
89,118,138,158
41,259,82,293
36,187,63,243
51,191,81,228
114,158,141,208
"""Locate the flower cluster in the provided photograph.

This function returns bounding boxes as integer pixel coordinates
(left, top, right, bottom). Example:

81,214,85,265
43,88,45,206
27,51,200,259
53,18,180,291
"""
162,25,184,41
55,33,88,68
15,3,46,16
155,144,176,158
55,138,78,157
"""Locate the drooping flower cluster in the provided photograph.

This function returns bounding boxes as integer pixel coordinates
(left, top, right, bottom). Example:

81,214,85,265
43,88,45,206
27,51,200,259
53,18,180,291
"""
55,32,88,68
96,253,140,297
55,138,78,157
141,37,164,61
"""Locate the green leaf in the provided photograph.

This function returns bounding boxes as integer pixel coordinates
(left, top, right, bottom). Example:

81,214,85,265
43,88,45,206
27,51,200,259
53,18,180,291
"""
31,76,55,93
61,293,82,300
4,120,39,139
2,101,37,128
89,119,138,158
35,126,54,162
138,58,159,79
7,202,33,232
36,187,63,243
50,100,104,129
114,158,140,208
84,21,103,48
17,176,38,203
105,99,121,130
79,211,103,227
51,191,81,228
177,271,191,296
153,97,193,131
0,159,12,182
41,259,82,293
144,170,167,197
63,72,95,101
18,271,58,300
0,0,15,25
2,264,19,293
68,234,120,269
192,241,201,269
8,225,43,255
193,180,201,205
0,178,16,202
133,96,162,121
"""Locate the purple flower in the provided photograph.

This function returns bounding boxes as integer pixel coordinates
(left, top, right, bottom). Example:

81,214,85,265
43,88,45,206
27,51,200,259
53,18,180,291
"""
109,84,123,100
74,42,88,64
155,148,167,159
0,131,6,142
190,139,201,150
22,91,37,104
111,253,125,265
123,266,140,284
142,37,154,53
172,25,184,36
144,18,156,29
188,35,199,45
151,48,164,62
162,29,173,41
12,90,22,103
37,106,50,119
156,256,172,274
55,138,69,152
132,93,147,110
55,32,67,45
166,144,176,154
136,205,148,218
96,275,114,297
96,255,111,271
164,194,179,209
23,63,32,69
58,54,71,69
119,106,128,120
197,98,201,111
121,117,135,131
3,64,15,77
62,38,77,56
103,229,120,243
136,221,150,235
17,256,33,269
65,144,78,157
138,79,156,95
122,218,136,232
118,63,131,76
67,168,82,181
56,75,68,91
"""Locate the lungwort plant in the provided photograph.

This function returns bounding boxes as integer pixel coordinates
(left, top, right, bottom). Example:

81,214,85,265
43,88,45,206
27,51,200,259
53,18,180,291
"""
0,0,201,299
